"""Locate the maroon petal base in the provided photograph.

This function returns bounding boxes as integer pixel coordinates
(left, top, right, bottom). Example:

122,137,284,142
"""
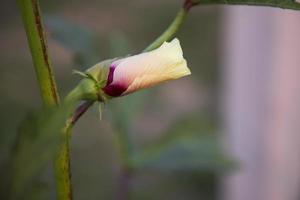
102,83,127,97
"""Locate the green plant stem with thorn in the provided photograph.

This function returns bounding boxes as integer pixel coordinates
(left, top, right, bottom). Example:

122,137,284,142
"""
17,0,72,199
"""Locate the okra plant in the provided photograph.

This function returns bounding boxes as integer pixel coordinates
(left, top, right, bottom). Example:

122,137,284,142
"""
6,0,299,199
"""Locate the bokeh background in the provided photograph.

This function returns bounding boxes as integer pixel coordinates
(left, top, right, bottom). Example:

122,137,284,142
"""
1,0,300,200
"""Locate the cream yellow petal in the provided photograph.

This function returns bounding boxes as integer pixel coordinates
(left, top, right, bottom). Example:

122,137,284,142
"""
110,38,191,96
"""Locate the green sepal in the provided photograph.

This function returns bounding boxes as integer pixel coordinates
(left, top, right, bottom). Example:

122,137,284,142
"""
64,59,117,104
72,70,90,79
86,58,118,86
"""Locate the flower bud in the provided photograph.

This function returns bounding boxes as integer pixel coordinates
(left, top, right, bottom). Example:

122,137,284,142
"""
96,38,191,97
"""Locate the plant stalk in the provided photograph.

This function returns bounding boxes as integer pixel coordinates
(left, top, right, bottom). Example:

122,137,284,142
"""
17,0,73,199
143,7,188,52
54,100,94,200
200,0,300,10
17,0,59,106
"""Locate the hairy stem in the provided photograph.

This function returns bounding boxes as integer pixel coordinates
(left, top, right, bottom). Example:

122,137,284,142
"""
17,1,72,199
54,131,72,200
17,0,59,106
53,100,94,200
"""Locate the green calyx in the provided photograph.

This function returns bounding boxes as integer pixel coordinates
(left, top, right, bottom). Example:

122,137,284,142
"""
65,59,116,104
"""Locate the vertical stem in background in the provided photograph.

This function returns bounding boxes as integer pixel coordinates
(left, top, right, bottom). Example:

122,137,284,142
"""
117,168,132,200
17,0,72,200
114,128,134,200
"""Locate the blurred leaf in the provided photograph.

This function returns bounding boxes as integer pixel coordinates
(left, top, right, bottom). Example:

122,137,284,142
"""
107,92,147,134
44,15,100,67
199,0,300,10
133,115,234,172
45,17,134,68
9,104,71,199
134,134,232,171
105,92,148,163
45,15,93,52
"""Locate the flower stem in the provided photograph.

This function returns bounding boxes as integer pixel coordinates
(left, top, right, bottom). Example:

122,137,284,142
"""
69,101,95,125
143,7,188,52
200,0,300,10
17,1,73,199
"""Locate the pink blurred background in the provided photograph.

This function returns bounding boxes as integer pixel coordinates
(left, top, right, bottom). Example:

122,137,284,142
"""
221,6,300,200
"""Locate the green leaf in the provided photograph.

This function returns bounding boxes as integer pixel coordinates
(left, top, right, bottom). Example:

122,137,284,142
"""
196,0,300,10
134,134,232,171
9,105,71,199
133,115,234,172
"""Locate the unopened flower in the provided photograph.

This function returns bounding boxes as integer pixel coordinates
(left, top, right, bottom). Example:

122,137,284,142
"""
99,38,191,97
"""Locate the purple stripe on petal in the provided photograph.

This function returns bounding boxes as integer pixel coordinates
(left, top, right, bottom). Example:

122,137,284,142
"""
102,62,127,97
102,83,127,97
106,63,117,86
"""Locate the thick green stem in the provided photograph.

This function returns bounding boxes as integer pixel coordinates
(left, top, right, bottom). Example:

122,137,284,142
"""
17,0,59,106
17,1,72,199
54,128,72,200
53,100,93,200
143,8,188,52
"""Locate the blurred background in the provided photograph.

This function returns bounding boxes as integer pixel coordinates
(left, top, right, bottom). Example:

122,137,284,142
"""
0,0,300,200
